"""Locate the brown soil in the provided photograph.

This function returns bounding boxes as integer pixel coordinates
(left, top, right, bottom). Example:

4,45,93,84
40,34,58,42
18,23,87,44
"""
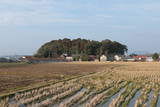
0,62,108,94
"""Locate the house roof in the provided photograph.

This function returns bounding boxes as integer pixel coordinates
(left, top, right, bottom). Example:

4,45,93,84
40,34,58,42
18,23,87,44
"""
132,55,147,59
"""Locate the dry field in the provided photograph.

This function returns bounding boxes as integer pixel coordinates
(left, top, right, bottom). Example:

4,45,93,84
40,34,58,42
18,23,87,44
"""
0,62,160,107
0,62,108,95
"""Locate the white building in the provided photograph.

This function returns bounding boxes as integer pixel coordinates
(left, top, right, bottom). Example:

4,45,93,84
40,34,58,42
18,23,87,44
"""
100,55,107,62
123,56,135,62
66,57,73,61
146,57,153,62
114,55,122,61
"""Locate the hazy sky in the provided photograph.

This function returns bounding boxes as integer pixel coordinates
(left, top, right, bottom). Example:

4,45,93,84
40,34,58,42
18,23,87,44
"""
0,0,160,56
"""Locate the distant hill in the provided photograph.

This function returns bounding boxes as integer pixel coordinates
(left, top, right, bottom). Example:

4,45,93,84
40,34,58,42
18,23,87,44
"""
35,38,128,58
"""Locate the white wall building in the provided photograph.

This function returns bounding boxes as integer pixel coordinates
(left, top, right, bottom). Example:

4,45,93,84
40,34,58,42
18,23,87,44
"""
114,55,122,61
146,57,153,62
100,55,107,62
66,57,73,61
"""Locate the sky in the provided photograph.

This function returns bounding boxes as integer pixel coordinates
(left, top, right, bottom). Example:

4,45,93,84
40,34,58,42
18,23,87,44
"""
0,0,160,56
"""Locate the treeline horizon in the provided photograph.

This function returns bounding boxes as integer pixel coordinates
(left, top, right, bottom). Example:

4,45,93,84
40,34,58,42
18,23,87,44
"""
35,38,128,58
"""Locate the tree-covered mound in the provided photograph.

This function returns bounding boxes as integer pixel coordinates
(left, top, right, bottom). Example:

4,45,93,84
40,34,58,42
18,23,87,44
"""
35,38,128,58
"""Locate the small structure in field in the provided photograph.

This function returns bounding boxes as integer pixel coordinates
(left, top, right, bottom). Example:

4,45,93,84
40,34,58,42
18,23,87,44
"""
100,55,107,62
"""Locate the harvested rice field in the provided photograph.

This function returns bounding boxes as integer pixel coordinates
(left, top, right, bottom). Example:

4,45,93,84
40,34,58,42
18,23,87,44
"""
1,62,160,107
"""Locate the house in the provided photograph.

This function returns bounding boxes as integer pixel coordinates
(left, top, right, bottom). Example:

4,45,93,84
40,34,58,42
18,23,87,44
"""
123,56,135,62
66,57,73,62
88,55,97,61
146,57,153,62
60,54,73,62
100,55,107,62
132,55,147,61
60,54,68,59
20,56,32,62
114,55,123,61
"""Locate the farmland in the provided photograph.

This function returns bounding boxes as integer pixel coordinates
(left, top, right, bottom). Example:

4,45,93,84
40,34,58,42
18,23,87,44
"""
0,62,160,107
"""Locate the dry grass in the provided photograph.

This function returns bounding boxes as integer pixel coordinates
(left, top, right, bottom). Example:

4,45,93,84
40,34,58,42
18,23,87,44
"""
0,62,108,95
113,62,160,83
1,62,160,107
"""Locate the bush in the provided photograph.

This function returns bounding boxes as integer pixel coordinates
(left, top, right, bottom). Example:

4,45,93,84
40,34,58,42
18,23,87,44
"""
73,56,80,61
81,55,89,61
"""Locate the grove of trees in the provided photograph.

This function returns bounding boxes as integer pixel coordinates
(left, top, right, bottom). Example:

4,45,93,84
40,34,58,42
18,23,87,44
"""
35,38,128,59
152,53,159,61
